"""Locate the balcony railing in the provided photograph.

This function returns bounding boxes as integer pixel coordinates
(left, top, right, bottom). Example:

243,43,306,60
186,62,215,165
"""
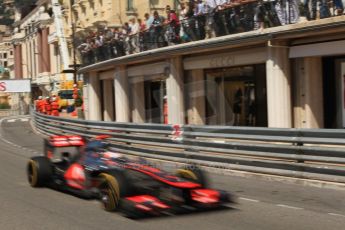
76,0,344,67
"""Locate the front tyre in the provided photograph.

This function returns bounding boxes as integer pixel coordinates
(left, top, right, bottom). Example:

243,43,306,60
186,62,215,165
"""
176,165,208,187
27,156,52,187
98,173,123,212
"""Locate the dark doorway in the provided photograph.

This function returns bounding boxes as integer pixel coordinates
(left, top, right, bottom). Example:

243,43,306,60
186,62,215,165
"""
323,56,345,128
144,80,166,123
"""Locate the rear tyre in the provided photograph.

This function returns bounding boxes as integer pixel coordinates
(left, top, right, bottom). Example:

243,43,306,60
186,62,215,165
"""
176,165,208,187
27,156,52,187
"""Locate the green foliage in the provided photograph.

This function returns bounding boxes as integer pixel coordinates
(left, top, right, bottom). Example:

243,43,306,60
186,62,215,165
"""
0,103,11,109
0,17,14,26
1,70,10,79
0,0,15,26
74,97,83,107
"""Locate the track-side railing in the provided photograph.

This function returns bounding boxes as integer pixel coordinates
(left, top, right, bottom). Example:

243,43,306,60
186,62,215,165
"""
33,111,345,184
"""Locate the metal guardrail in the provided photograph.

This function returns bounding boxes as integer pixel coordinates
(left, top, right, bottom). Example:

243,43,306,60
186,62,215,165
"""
32,111,345,184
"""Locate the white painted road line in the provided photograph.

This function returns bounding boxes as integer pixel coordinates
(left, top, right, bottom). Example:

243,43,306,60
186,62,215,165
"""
20,118,29,122
276,204,304,210
328,213,345,218
239,197,260,202
0,117,39,156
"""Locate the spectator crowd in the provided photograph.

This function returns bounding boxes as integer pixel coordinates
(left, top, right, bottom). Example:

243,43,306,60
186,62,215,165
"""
77,0,344,65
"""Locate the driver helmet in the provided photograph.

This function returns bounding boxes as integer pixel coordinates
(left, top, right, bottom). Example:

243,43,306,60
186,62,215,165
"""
103,151,122,160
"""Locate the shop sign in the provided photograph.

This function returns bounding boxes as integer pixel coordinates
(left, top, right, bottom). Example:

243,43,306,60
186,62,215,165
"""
209,56,235,68
0,80,31,92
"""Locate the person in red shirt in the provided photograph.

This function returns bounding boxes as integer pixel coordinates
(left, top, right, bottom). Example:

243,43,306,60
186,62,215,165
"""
35,96,42,112
73,84,79,100
51,97,60,116
165,5,180,44
44,97,52,115
38,96,46,113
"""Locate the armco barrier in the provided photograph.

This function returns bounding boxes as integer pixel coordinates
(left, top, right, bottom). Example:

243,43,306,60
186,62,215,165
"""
32,111,345,184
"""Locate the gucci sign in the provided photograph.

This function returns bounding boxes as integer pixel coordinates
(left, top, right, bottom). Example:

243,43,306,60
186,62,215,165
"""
209,56,235,68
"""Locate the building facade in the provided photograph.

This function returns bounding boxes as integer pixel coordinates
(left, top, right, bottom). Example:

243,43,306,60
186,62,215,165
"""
11,0,177,100
79,15,345,129
66,0,175,31
0,24,30,112
11,0,76,99
0,25,14,79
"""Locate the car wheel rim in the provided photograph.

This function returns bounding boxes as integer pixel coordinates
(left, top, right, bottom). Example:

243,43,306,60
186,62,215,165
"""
101,193,109,207
100,181,115,210
28,164,33,184
27,161,37,186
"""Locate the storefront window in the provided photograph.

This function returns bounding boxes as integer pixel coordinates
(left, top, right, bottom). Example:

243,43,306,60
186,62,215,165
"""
204,65,267,127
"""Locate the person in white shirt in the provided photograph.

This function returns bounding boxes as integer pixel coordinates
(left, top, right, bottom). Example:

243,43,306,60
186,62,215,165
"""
129,17,140,53
195,0,207,39
205,0,216,38
205,0,227,37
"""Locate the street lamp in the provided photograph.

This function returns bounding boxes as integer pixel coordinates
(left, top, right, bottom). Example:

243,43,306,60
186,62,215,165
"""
62,22,80,84
62,0,81,85
70,21,80,84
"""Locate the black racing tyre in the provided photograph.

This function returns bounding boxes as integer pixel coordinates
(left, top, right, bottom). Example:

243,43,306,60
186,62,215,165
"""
176,165,208,187
27,156,52,187
98,172,128,212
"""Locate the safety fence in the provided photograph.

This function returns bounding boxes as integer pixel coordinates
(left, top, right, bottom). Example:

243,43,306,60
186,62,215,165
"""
33,111,345,184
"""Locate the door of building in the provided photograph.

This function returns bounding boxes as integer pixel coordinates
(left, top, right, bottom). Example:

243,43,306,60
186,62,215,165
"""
323,57,345,128
144,79,166,123
336,59,345,128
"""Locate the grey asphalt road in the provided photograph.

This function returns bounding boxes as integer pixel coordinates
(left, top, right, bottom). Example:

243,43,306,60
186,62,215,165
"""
0,116,345,230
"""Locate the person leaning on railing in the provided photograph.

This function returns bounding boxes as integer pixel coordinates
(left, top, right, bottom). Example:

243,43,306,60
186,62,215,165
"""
103,28,114,59
194,0,207,40
164,5,181,45
137,18,147,52
128,17,140,54
177,1,189,42
94,35,104,62
181,1,198,41
149,11,166,49
77,38,94,66
303,0,331,20
333,0,344,15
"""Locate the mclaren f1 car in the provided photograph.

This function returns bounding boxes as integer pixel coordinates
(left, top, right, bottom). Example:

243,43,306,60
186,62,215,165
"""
27,135,233,218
